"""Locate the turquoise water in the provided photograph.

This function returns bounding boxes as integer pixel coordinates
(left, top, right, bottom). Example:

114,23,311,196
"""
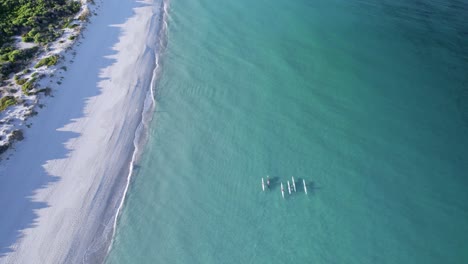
106,0,468,263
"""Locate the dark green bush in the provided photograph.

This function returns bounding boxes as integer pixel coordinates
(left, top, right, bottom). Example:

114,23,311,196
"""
0,1,81,79
21,34,34,42
22,81,33,94
0,62,15,80
34,55,58,68
15,77,27,85
0,96,17,111
0,0,83,48
21,77,36,94
0,46,39,79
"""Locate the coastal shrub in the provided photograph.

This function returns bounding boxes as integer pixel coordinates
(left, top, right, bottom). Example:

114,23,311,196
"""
63,18,78,29
0,0,83,49
21,78,36,95
68,1,82,14
0,47,39,80
36,30,63,44
8,50,22,62
15,77,27,85
8,47,39,63
35,55,59,68
0,96,17,111
22,34,34,42
0,46,14,57
0,54,9,62
0,62,15,80
22,82,33,94
33,32,46,44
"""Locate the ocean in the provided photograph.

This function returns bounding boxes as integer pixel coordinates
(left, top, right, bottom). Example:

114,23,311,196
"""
105,0,468,263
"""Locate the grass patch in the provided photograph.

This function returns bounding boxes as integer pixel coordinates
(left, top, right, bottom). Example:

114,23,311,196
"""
68,23,79,29
0,96,17,111
0,46,39,80
21,77,36,95
35,55,59,68
15,77,27,85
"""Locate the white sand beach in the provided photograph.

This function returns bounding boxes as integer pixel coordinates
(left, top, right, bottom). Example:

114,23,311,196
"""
0,0,163,263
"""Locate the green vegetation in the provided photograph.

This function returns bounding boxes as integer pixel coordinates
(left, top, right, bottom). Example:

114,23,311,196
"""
0,0,81,80
21,77,36,95
0,46,39,80
0,0,81,45
14,76,27,85
34,55,58,68
0,95,17,111
0,46,38,62
63,18,79,29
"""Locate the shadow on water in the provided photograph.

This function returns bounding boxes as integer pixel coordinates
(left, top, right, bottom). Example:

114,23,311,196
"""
0,0,150,259
265,176,280,190
301,179,321,195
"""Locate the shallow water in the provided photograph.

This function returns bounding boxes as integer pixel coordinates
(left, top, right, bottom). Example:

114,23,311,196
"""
106,0,468,263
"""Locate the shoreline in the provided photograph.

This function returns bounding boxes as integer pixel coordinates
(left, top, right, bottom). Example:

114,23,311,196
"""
0,0,92,156
105,7,168,255
0,0,164,263
107,0,169,256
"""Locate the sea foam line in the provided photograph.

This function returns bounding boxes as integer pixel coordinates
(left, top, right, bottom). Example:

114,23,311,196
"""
105,0,169,257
